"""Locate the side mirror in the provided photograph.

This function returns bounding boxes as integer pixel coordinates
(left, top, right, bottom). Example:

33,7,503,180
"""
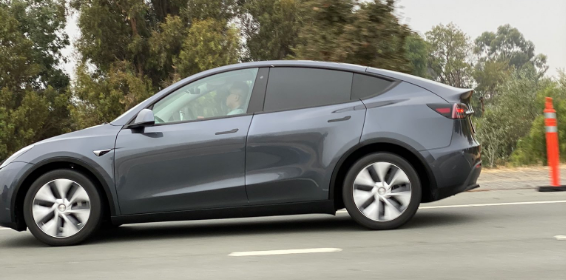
130,109,155,128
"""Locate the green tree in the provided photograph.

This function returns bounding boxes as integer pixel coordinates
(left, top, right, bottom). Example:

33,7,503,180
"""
0,0,71,161
474,24,547,74
473,60,512,99
473,25,547,103
404,33,430,78
175,19,240,77
475,65,550,166
292,0,411,72
183,0,238,22
512,72,566,165
425,23,473,88
71,62,154,128
148,15,188,86
240,0,302,61
71,0,242,128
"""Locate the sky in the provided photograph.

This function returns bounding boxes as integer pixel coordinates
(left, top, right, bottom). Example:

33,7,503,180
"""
62,0,566,78
396,0,566,77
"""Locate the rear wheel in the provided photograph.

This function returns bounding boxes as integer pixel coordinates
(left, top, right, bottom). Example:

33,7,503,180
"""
343,153,421,230
23,169,102,246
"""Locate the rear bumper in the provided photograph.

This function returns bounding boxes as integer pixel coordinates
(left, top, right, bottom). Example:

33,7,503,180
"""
420,123,482,202
436,161,481,200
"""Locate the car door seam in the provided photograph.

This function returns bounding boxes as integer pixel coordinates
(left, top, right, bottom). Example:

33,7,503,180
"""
243,115,254,202
358,99,368,144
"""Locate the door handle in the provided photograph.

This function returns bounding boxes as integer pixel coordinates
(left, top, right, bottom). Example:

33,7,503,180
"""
328,116,351,123
215,128,239,135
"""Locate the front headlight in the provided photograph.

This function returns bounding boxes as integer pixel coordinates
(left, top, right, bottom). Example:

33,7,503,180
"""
0,145,35,169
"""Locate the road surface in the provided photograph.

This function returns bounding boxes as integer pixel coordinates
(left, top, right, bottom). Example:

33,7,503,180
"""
1,189,565,279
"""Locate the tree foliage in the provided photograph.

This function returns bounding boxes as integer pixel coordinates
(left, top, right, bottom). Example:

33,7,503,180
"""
292,0,411,72
512,72,566,165
70,0,242,128
404,33,430,78
176,19,240,77
71,61,154,128
472,59,512,100
240,0,302,61
0,0,71,161
473,25,547,101
474,24,547,73
475,65,550,166
425,23,473,88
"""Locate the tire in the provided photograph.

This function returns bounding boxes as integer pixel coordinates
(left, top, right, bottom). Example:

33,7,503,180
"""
23,169,102,246
342,152,421,230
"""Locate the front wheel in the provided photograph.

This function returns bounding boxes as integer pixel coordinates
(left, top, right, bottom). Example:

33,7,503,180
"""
343,153,421,230
23,169,102,246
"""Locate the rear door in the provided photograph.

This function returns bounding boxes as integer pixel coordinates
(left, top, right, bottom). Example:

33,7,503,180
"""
245,67,366,205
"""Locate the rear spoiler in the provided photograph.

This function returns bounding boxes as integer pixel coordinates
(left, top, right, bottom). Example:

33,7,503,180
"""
460,90,473,102
365,67,474,103
423,86,473,103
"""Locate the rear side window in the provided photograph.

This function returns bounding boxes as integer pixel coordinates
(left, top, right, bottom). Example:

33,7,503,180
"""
351,74,394,100
264,68,353,112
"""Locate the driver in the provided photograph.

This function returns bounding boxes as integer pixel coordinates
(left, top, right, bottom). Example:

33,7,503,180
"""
225,82,249,115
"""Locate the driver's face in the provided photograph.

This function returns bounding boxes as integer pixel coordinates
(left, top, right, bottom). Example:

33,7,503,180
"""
226,89,243,107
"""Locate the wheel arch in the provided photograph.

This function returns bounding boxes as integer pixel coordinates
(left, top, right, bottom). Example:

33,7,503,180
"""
12,157,117,231
330,138,437,210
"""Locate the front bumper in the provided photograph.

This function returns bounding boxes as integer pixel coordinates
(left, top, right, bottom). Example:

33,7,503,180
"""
0,162,32,231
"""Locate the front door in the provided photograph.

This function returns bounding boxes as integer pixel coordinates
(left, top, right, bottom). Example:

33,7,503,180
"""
114,68,260,215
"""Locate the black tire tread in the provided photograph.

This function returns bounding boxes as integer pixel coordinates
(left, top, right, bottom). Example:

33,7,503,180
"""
23,169,102,246
342,152,422,230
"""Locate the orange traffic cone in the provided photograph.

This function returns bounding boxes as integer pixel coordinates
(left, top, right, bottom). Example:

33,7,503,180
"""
538,97,566,192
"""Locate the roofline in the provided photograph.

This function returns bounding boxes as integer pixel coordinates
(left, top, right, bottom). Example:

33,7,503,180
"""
111,60,373,125
110,60,471,125
215,60,370,73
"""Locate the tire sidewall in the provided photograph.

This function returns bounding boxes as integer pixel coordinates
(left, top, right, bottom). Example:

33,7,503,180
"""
23,169,102,246
343,153,422,230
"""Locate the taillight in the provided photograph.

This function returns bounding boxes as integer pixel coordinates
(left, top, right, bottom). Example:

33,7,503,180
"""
428,103,469,119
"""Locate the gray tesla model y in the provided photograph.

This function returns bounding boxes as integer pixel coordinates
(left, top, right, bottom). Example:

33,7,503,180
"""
0,61,481,246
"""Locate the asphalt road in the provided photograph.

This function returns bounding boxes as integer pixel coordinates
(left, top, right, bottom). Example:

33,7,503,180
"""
1,189,565,280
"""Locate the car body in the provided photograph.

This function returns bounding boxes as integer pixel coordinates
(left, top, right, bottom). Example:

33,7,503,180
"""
0,60,481,245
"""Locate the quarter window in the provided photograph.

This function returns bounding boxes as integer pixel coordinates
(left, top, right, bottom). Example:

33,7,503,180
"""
263,68,353,112
351,74,394,100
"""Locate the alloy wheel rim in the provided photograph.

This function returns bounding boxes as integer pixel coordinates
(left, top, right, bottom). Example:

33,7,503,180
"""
32,179,91,238
353,162,412,222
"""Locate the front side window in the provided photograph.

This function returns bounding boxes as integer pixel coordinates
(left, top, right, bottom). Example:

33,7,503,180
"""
264,68,353,112
152,68,258,124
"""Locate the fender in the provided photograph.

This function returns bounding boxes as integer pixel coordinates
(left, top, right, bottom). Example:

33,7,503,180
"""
328,137,437,200
11,155,119,223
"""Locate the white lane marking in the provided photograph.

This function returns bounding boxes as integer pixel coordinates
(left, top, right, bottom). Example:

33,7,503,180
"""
418,200,566,209
555,235,566,241
336,200,566,213
229,248,342,257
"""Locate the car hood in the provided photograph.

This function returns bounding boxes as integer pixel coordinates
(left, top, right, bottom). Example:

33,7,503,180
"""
36,123,122,145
